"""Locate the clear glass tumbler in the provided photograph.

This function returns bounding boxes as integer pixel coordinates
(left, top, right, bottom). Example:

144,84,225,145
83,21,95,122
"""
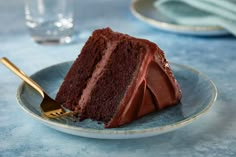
25,0,75,44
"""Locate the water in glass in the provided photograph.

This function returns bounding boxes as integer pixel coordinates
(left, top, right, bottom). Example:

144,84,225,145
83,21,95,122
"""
25,0,75,44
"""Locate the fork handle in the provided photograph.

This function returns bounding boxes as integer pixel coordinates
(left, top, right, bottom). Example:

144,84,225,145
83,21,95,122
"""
1,57,45,97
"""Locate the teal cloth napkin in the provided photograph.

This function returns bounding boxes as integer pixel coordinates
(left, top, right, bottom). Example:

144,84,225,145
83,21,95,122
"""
154,0,236,36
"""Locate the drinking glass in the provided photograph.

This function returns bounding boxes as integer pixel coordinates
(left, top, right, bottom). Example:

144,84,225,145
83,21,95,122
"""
25,0,75,44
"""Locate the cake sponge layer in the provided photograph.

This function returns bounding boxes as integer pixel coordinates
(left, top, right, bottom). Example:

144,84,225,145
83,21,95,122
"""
56,31,108,110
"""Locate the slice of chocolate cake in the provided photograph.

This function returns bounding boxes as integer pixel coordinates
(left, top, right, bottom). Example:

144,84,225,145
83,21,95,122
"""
56,28,181,128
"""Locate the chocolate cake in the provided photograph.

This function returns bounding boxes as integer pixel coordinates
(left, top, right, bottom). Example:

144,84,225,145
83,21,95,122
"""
56,28,181,128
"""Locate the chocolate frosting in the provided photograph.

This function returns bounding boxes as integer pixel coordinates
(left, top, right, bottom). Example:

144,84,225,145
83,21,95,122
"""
106,49,181,128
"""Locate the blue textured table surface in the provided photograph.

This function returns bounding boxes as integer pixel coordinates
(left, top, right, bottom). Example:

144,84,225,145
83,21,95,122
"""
1,0,236,157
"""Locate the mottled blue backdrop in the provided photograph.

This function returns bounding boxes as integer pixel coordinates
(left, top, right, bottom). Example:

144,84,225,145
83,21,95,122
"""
0,0,236,157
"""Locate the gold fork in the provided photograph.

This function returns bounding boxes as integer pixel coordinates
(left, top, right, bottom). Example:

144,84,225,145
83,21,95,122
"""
1,57,72,118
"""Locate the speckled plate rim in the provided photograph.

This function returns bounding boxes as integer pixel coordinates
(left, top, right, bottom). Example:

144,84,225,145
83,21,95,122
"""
130,0,226,34
16,62,217,139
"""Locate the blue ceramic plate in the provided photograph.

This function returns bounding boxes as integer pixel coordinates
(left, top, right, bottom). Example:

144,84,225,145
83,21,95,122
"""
131,0,229,36
17,61,217,139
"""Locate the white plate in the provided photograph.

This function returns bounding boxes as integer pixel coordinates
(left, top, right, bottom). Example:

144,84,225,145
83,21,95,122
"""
17,61,217,139
131,0,229,36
